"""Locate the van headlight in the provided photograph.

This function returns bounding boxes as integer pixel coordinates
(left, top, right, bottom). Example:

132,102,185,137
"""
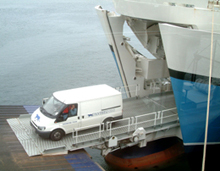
38,126,46,131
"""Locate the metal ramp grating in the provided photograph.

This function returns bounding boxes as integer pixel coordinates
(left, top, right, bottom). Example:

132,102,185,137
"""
7,115,75,156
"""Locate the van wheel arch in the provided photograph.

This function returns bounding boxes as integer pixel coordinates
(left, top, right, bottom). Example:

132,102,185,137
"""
50,129,65,141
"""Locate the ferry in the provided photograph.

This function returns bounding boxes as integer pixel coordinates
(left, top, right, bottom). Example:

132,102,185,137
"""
96,0,220,170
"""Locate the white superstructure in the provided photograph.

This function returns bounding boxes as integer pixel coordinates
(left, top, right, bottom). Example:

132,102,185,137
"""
96,0,219,98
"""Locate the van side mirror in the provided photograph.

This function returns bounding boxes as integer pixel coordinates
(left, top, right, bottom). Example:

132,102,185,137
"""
42,98,49,105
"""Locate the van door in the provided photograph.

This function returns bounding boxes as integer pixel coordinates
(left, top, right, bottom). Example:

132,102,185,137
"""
55,104,81,134
80,99,102,127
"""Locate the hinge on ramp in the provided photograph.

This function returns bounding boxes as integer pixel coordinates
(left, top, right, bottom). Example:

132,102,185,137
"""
101,127,147,157
132,127,147,148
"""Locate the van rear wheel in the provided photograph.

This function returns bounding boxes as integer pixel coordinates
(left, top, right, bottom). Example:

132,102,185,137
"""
50,129,64,141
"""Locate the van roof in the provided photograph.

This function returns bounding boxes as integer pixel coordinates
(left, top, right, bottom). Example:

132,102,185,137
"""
53,84,121,104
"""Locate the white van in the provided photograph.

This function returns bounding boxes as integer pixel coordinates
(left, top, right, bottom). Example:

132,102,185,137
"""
30,84,123,141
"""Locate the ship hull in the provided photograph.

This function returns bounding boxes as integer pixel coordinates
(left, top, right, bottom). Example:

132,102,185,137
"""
170,71,220,170
169,75,220,144
184,143,220,170
105,137,185,171
159,24,220,169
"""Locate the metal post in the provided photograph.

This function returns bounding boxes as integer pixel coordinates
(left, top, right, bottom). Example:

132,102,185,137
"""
130,117,134,131
154,112,157,127
161,111,163,126
128,118,130,133
99,124,101,139
135,116,138,130
136,84,138,98
109,122,112,136
75,130,78,145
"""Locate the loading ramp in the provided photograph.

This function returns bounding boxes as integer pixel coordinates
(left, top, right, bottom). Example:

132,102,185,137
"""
7,93,181,157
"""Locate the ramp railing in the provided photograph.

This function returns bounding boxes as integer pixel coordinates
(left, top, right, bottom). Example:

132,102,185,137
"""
72,108,179,147
108,117,132,137
73,123,104,145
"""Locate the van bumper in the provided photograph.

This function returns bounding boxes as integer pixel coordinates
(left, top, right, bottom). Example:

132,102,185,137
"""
30,121,51,139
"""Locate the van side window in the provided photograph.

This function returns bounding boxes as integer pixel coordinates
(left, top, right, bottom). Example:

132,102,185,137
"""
68,104,77,117
57,104,77,122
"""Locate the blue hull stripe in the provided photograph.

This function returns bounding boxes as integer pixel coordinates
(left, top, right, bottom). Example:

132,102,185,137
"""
170,75,220,144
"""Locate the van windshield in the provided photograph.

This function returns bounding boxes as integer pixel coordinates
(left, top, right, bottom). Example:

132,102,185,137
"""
42,96,65,116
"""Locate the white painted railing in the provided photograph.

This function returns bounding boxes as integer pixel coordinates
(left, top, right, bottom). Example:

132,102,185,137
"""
73,123,104,145
72,108,178,146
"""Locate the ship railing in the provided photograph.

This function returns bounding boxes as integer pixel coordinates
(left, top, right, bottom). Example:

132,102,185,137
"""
107,117,133,137
72,123,104,146
134,112,157,130
159,107,179,125
115,84,140,97
72,108,178,147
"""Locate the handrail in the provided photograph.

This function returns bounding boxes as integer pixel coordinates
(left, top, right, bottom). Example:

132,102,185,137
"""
73,123,103,145
72,108,178,146
109,117,131,136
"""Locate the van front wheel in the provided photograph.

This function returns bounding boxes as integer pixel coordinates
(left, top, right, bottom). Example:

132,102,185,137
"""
50,129,64,141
